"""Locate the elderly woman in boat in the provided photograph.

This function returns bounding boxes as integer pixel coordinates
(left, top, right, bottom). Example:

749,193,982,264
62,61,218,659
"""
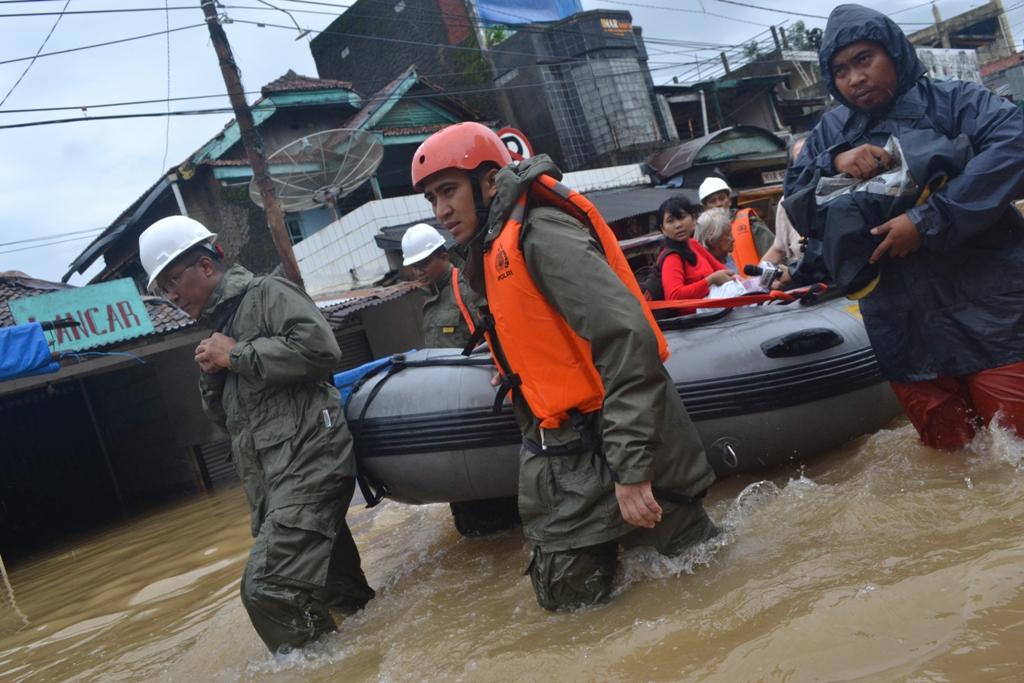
696,208,739,272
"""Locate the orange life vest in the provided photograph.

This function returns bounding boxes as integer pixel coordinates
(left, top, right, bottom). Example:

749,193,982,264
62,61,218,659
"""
730,208,761,274
449,266,476,334
455,173,669,430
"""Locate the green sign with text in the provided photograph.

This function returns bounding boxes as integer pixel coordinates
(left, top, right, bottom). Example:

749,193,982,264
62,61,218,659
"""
9,278,155,353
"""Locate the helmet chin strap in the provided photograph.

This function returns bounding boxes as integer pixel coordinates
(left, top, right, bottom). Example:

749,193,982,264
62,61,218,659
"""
455,171,494,294
470,172,492,236
449,174,490,265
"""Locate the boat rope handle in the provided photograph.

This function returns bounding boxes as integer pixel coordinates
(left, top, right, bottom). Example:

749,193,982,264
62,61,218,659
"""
647,284,827,312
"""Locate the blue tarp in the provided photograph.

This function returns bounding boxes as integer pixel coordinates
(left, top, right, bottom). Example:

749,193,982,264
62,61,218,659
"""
0,323,59,382
474,0,581,25
333,356,395,405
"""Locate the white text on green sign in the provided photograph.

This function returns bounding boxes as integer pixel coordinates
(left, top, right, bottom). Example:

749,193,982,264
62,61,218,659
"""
8,278,156,353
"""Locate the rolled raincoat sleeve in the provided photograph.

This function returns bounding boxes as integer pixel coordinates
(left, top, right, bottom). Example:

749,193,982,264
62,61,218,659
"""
228,279,342,385
523,208,664,484
906,83,1024,251
784,121,844,200
199,369,228,428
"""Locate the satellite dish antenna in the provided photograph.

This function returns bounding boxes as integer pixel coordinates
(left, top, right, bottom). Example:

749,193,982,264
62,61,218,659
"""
249,128,383,221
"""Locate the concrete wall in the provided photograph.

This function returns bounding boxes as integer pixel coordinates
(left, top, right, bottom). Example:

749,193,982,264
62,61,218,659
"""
295,193,428,296
294,163,648,295
182,168,282,276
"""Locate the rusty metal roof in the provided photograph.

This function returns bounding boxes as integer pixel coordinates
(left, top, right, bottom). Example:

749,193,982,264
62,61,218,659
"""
0,272,193,336
316,280,420,327
643,125,786,184
261,69,354,95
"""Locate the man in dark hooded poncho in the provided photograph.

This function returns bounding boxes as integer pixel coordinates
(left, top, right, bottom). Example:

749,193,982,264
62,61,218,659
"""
783,4,1024,450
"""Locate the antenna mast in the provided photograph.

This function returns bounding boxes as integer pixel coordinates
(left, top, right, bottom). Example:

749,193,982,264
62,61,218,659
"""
200,0,304,288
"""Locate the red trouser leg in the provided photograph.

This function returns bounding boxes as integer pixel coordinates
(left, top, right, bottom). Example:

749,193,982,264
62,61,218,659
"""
890,376,977,450
964,359,1024,437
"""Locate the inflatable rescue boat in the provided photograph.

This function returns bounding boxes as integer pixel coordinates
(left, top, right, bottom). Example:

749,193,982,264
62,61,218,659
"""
343,295,901,505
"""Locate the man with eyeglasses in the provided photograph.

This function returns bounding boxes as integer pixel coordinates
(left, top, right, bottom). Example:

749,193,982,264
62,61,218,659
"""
400,222,481,349
138,215,374,653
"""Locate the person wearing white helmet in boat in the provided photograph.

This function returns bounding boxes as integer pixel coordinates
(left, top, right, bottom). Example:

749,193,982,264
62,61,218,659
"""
401,222,520,536
138,216,374,653
401,222,485,349
698,176,775,274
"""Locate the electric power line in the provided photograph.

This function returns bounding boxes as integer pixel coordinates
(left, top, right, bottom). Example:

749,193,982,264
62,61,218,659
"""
0,23,206,67
0,15,782,124
0,0,69,108
0,5,198,17
0,0,783,64
0,91,259,114
0,233,102,256
161,0,172,174
712,0,829,20
0,226,104,248
0,53,760,130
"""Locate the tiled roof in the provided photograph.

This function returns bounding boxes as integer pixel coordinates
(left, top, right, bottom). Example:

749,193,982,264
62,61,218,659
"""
261,70,353,95
0,273,66,328
380,119,499,137
380,123,451,137
142,296,195,334
317,280,420,327
201,158,252,167
0,272,194,337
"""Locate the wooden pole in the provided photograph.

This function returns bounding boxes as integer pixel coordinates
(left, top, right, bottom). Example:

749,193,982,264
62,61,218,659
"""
199,0,304,288
77,378,127,518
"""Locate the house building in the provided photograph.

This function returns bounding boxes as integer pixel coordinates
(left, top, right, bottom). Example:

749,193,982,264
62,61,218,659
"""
0,270,422,561
0,272,213,561
655,75,789,140
63,68,487,295
643,126,788,191
489,10,676,171
907,0,1017,66
981,51,1024,102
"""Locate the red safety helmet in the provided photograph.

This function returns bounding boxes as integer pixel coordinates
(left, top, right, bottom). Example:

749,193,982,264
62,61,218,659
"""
411,122,513,190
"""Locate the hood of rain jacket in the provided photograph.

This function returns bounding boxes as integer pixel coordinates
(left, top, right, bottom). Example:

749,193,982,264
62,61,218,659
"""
782,4,1024,382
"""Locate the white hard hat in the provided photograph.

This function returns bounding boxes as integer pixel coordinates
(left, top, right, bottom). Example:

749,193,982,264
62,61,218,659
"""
401,223,446,266
698,176,732,203
139,215,217,288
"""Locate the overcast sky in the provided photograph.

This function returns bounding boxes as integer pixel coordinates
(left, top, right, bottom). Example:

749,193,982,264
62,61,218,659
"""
1,0,1018,283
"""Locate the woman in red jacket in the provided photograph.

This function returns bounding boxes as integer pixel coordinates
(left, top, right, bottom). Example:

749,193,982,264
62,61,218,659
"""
656,196,736,315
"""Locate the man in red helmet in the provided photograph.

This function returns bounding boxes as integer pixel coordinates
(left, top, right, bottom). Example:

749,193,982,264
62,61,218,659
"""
411,122,718,610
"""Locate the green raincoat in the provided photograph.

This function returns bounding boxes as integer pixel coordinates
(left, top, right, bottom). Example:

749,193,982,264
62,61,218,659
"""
469,157,718,555
420,265,485,348
197,265,372,651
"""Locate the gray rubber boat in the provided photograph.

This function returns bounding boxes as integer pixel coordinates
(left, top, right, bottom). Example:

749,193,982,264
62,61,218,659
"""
345,296,901,505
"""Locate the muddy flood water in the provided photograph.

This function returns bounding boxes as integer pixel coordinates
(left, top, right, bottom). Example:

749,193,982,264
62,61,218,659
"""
2,419,1023,682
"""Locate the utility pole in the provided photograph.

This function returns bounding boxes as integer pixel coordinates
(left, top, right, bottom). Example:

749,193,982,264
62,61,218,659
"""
932,2,951,49
199,0,304,288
